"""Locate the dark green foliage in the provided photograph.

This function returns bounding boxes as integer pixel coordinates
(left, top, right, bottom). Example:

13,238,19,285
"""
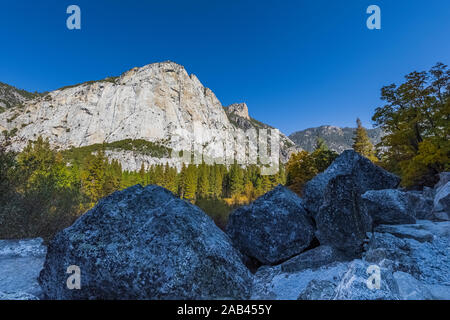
63,139,171,164
352,118,377,162
372,62,450,186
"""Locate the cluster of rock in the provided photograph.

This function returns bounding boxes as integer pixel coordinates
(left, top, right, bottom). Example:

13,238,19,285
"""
1,150,448,300
230,151,449,300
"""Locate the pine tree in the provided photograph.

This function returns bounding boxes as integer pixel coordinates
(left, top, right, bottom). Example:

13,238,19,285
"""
80,150,107,203
211,164,223,198
261,174,272,193
228,163,243,197
183,164,198,201
314,137,329,151
162,163,177,194
154,164,164,186
139,163,146,185
197,164,210,199
352,118,377,162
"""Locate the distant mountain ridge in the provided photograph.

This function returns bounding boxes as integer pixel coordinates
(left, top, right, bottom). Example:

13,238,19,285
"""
289,125,384,153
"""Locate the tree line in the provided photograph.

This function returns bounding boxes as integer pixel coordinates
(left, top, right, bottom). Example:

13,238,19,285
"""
0,135,285,240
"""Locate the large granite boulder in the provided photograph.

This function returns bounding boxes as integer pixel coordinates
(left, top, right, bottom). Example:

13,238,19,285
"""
39,185,252,300
303,150,400,216
226,185,314,265
315,174,372,256
361,189,416,226
405,191,434,220
0,238,46,300
280,245,347,273
432,182,450,221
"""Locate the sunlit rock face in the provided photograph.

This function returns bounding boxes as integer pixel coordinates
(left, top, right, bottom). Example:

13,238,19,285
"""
0,61,296,171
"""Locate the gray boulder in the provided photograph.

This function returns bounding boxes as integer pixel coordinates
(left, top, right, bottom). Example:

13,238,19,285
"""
432,182,450,221
39,185,252,300
226,185,314,265
315,174,372,256
303,150,400,216
374,224,434,243
405,191,434,220
361,189,416,226
280,245,347,273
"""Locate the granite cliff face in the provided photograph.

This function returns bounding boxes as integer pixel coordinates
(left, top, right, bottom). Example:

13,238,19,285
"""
0,62,296,171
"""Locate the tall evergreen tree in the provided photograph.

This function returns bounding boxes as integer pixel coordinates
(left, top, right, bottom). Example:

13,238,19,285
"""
352,118,377,162
197,163,210,198
163,163,178,194
80,150,107,203
183,164,198,201
228,163,244,197
211,164,223,198
139,163,146,185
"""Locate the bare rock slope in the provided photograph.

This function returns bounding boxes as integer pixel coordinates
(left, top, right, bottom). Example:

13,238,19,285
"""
0,62,296,171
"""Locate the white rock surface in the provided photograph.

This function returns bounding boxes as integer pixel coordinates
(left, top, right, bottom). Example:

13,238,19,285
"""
226,103,250,120
0,62,296,171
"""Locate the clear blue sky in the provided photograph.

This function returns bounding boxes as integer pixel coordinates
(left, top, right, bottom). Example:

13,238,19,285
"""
1,0,449,134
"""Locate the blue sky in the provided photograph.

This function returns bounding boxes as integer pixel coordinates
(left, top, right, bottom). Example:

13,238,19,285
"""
1,0,449,134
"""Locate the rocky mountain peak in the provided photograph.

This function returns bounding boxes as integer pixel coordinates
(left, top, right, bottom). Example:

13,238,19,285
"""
226,103,250,120
0,61,296,171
